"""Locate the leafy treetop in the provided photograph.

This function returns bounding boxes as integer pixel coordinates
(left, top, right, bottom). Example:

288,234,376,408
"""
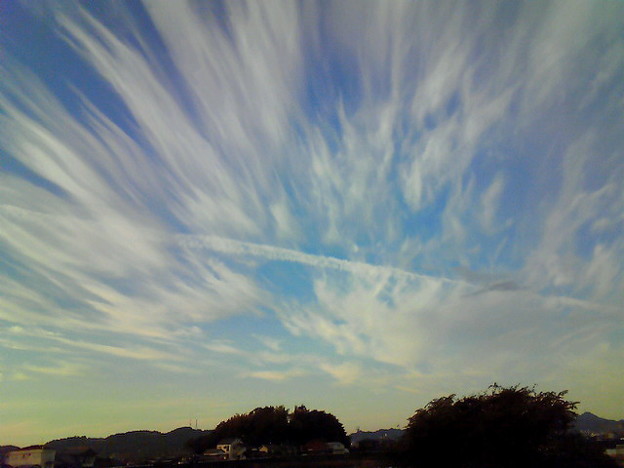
401,384,616,468
187,405,349,453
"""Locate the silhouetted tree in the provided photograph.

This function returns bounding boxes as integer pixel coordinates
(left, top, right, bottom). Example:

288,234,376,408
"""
401,384,616,468
186,405,348,453
289,405,350,447
246,406,290,446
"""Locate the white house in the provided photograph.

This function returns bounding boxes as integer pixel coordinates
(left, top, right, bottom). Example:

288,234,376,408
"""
215,439,245,460
326,442,349,455
6,447,56,468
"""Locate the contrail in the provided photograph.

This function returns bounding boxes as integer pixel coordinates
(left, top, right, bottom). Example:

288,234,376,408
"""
175,234,460,284
178,235,621,315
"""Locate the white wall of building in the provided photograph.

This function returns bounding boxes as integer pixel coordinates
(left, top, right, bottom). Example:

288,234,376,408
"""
6,449,55,468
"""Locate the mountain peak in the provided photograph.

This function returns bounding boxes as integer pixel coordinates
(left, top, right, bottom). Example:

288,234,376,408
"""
575,412,624,433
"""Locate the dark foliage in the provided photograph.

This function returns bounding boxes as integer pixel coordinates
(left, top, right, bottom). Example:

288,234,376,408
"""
289,405,349,446
401,384,617,468
187,405,349,453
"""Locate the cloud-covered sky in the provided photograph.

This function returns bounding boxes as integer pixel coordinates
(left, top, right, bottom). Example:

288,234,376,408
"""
1,0,623,445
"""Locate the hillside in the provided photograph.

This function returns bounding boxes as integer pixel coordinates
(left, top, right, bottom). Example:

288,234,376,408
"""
349,428,404,444
575,412,624,434
45,427,211,462
348,412,624,444
0,446,20,462
5,411,621,464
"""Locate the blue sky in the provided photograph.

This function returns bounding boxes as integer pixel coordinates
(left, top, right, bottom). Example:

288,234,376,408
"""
1,0,623,446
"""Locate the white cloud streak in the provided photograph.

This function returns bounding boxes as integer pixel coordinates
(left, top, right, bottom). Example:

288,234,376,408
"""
176,234,460,285
1,0,623,428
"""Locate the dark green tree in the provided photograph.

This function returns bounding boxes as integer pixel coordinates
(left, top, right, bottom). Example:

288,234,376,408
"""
289,405,350,447
401,384,616,468
186,405,348,452
246,406,290,446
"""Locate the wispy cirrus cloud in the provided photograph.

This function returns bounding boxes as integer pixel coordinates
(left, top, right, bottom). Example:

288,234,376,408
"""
1,0,623,443
23,362,85,377
246,369,306,382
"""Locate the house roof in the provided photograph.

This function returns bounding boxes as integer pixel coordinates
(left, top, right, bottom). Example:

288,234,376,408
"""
217,438,242,445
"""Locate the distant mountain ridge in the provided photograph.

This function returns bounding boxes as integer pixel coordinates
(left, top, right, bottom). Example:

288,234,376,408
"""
575,412,624,434
45,427,211,462
348,412,624,443
3,412,621,464
349,428,404,444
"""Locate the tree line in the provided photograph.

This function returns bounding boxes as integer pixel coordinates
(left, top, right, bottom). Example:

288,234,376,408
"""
187,405,349,453
400,384,617,467
187,385,618,467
